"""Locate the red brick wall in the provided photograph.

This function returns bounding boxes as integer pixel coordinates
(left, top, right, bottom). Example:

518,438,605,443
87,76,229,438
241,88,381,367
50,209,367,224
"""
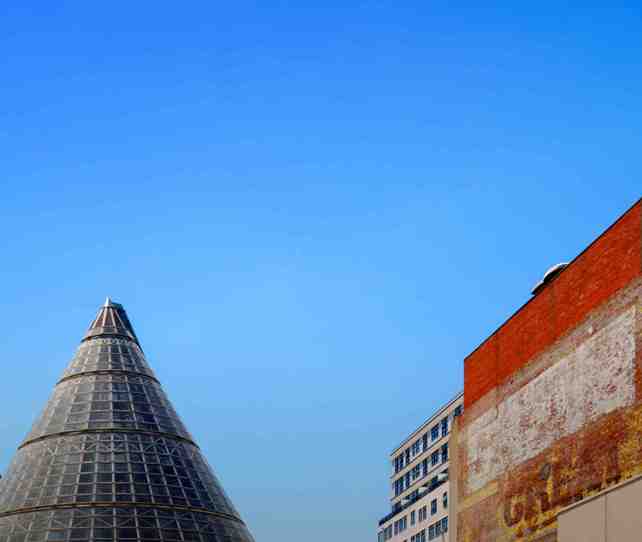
464,200,642,409
457,199,642,542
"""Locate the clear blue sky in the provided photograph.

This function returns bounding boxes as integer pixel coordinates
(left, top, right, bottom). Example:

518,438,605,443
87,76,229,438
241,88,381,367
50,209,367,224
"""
1,2,641,540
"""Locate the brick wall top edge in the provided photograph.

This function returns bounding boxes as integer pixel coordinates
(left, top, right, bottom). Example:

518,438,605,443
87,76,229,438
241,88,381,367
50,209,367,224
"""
463,197,642,409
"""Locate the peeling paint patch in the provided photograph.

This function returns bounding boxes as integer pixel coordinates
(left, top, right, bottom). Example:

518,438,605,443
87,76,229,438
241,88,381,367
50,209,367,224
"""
467,307,636,492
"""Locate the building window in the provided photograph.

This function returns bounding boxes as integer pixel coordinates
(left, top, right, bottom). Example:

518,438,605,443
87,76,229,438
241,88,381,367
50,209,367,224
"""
395,454,404,473
411,510,416,525
394,478,403,496
435,520,442,536
428,525,435,540
430,425,439,441
422,433,428,451
394,516,408,534
412,439,421,456
405,449,410,464
441,443,448,463
431,450,439,466
431,499,437,515
442,517,448,532
422,458,428,476
454,405,463,417
441,417,448,437
443,491,448,509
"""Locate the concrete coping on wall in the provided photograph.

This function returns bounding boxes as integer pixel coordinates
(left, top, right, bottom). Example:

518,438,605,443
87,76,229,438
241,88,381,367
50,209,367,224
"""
558,473,642,517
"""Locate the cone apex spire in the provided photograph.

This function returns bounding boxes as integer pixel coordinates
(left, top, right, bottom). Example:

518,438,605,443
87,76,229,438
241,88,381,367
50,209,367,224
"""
83,298,139,345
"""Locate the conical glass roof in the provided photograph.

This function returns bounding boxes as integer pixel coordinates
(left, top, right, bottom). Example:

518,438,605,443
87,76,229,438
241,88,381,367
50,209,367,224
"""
0,300,255,542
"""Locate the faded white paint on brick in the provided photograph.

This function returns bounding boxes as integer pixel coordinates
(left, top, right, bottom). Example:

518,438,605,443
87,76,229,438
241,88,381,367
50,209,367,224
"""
467,307,636,492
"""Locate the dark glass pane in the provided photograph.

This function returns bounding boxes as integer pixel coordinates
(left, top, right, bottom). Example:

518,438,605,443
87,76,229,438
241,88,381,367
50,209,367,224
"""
0,304,255,542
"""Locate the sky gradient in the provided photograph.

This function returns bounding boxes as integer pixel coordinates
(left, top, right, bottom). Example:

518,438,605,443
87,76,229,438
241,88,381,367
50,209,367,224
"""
1,3,641,541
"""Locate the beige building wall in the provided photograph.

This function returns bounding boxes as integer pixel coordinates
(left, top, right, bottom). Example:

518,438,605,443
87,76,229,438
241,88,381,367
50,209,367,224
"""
377,393,463,542
447,414,458,542
558,474,642,542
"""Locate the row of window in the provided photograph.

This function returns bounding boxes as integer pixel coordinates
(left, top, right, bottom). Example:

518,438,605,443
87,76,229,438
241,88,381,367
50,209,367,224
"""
25,373,192,444
381,492,447,541
410,517,448,542
410,492,447,526
393,405,462,474
0,432,232,515
0,507,253,542
380,516,448,542
393,516,406,536
393,444,448,496
62,338,154,380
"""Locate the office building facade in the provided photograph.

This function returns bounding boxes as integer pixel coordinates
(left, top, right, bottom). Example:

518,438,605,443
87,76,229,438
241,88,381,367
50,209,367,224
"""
377,393,463,542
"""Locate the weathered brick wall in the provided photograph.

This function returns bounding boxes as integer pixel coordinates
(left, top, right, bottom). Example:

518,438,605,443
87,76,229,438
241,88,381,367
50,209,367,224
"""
458,200,642,542
465,201,642,410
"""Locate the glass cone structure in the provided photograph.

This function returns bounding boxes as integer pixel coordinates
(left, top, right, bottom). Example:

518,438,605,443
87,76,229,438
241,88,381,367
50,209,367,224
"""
0,299,255,542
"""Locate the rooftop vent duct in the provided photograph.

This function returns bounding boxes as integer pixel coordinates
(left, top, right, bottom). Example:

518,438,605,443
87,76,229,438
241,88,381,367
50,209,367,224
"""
531,262,569,296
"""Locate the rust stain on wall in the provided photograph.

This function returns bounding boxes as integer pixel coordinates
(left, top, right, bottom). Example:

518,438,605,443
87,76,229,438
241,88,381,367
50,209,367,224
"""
458,283,642,541
499,409,632,540
466,307,636,493
459,407,642,541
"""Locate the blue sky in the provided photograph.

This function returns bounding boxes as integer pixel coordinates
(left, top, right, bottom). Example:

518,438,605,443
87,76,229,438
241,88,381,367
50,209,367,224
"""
1,2,641,540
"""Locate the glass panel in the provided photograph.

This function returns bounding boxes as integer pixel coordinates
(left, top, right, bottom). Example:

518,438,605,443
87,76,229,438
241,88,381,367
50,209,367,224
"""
0,508,254,542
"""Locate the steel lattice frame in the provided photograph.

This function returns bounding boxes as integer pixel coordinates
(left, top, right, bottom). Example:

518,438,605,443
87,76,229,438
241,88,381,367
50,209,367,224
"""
0,301,255,542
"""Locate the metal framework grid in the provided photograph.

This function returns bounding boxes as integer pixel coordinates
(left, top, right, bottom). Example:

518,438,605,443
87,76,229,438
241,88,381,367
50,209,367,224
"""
0,300,255,542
